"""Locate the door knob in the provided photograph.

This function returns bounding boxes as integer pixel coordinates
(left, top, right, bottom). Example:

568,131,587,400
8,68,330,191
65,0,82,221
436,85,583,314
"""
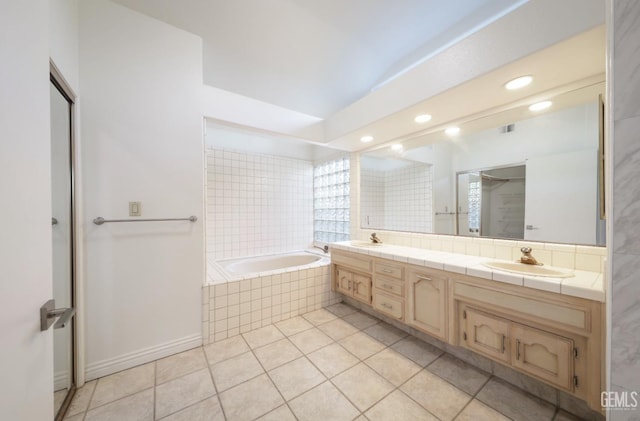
40,299,75,331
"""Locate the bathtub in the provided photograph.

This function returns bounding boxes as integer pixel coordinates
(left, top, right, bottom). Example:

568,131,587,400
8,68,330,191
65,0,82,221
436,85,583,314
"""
207,250,330,284
203,249,338,344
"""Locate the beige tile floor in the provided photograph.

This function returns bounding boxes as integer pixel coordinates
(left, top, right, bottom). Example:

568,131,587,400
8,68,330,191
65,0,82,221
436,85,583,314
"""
64,303,586,421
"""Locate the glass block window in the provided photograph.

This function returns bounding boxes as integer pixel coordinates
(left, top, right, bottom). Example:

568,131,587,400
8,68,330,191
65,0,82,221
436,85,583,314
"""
314,156,350,243
468,180,481,231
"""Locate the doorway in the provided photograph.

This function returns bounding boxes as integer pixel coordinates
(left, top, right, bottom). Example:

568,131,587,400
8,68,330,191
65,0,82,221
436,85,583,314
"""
50,71,77,420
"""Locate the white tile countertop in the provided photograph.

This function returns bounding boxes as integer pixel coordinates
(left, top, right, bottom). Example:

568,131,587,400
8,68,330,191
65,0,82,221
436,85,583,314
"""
331,241,605,302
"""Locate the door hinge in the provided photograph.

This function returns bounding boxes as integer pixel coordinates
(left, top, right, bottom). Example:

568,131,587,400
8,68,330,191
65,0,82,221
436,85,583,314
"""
574,376,579,387
463,310,467,319
573,348,578,358
463,332,467,341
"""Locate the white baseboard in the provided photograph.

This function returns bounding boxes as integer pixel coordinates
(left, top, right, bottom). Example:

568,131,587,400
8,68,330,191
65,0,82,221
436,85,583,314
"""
85,334,202,381
54,371,69,391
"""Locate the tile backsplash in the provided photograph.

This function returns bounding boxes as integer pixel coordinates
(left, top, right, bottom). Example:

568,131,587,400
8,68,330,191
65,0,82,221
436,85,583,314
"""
206,148,313,259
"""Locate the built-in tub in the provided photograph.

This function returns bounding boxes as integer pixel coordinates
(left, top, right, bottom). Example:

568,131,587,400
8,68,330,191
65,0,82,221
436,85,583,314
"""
207,250,330,284
203,250,338,344
221,252,323,276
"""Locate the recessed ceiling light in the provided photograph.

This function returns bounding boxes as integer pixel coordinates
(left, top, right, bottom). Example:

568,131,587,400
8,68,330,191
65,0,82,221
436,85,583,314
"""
360,135,374,143
529,101,552,112
445,126,460,136
414,114,432,123
391,144,403,151
505,75,533,90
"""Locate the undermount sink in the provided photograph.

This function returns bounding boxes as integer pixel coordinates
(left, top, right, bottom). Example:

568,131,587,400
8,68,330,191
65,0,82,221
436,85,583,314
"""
349,240,385,248
483,261,574,278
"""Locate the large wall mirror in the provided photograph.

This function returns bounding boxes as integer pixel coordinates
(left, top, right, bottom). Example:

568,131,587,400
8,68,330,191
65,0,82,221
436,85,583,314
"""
360,82,606,246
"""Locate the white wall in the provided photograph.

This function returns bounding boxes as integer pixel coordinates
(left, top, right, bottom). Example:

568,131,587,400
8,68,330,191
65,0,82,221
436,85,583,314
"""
205,148,313,260
79,0,205,379
0,1,54,419
49,0,79,92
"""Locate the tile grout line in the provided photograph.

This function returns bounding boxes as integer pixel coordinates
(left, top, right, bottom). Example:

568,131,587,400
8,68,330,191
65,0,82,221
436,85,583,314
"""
77,378,98,421
152,361,157,420
450,374,496,421
244,331,304,420
327,307,429,418
205,343,229,421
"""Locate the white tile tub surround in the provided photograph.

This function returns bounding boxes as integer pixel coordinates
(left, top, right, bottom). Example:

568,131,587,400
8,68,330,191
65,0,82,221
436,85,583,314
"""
332,242,605,302
203,263,339,344
205,148,313,260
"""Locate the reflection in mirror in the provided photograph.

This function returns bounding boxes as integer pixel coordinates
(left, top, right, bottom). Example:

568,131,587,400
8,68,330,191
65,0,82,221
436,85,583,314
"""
361,156,432,232
359,82,606,246
457,165,526,239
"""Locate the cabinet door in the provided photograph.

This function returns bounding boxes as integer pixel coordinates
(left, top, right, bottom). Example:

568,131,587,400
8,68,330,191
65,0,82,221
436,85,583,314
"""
512,323,574,391
352,273,372,304
462,307,510,363
336,268,352,296
408,272,447,340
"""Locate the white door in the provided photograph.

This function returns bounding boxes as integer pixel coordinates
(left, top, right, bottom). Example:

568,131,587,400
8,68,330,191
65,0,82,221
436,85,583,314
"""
524,150,598,244
0,3,54,419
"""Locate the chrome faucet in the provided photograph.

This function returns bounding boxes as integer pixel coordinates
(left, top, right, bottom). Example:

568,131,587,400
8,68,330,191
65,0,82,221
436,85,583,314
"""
520,247,541,265
314,245,329,254
370,233,383,244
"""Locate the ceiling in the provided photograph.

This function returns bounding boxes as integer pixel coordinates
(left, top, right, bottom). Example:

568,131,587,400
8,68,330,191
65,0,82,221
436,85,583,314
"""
330,25,606,152
112,0,526,118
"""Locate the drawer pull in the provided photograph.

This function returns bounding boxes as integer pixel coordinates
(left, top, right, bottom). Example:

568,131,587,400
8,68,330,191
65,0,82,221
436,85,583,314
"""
501,335,506,353
381,302,393,309
382,268,393,273
382,284,394,290
416,275,432,282
516,339,521,360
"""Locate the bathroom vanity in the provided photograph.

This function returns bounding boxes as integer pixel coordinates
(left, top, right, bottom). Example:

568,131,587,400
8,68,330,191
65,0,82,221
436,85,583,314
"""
330,242,605,412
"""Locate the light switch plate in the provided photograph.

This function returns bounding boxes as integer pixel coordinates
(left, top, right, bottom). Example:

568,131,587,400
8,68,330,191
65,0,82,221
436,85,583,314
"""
129,201,141,216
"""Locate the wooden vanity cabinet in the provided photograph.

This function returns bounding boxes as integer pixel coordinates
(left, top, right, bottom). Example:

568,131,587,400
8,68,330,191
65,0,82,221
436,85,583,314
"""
407,268,448,341
331,249,604,411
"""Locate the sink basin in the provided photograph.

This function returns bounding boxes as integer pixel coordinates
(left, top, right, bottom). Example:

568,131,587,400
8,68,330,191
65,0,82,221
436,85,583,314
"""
483,261,574,278
349,240,385,248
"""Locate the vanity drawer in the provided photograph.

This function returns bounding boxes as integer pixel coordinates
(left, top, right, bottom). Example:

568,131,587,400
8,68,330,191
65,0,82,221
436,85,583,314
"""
373,291,404,320
374,276,404,297
375,261,404,280
332,252,373,273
